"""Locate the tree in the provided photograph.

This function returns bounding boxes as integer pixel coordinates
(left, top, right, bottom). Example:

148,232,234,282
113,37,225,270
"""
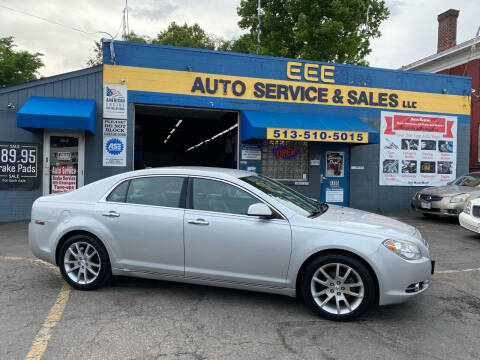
237,0,389,65
0,37,43,87
87,23,218,66
87,31,148,67
152,22,216,49
218,34,257,54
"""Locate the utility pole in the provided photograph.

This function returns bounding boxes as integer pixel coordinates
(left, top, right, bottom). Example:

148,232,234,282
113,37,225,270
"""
257,0,262,54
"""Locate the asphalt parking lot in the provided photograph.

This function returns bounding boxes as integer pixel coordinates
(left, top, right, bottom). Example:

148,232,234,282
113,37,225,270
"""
1,210,479,360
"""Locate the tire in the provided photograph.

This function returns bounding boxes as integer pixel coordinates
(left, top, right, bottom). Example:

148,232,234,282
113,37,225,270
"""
422,213,438,219
301,253,376,321
59,234,111,290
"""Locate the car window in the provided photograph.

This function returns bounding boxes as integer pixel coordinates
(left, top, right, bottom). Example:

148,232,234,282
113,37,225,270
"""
192,178,259,215
126,176,184,208
106,180,130,202
240,175,319,217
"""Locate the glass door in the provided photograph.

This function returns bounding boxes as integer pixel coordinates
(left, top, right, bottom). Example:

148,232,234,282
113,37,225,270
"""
43,131,85,195
320,144,350,206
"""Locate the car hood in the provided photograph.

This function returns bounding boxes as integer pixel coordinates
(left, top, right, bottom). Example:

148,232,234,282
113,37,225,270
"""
419,185,480,197
307,205,418,240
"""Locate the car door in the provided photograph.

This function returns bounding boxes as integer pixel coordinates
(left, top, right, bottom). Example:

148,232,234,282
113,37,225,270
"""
184,177,292,288
96,175,186,276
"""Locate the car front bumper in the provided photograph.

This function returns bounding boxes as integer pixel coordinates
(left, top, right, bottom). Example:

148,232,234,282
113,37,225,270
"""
369,246,433,306
459,212,480,233
411,198,463,217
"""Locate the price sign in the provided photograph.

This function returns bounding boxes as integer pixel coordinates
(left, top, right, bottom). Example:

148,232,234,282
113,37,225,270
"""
0,142,40,190
266,128,368,143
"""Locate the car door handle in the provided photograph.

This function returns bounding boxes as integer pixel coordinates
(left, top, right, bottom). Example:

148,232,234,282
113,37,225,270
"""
102,211,120,218
187,219,209,225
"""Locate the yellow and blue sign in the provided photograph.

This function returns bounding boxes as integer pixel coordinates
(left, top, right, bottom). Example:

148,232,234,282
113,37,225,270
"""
102,41,471,145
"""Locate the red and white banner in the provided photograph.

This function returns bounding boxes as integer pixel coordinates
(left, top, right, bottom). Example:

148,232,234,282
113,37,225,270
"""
51,165,77,193
379,111,457,186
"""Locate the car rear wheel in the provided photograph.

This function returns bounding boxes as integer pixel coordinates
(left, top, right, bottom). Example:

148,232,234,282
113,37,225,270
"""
301,253,375,321
59,234,111,290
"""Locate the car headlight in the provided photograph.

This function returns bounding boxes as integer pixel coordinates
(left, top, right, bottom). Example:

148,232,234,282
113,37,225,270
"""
464,201,472,214
450,193,470,203
382,239,422,260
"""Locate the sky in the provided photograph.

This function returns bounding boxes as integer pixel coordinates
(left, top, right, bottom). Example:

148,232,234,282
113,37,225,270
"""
0,0,479,77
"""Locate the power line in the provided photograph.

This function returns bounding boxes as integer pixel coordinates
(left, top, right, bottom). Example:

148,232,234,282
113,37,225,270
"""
0,4,113,39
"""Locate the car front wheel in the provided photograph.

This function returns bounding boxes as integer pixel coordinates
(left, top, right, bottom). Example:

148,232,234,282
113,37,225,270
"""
301,253,375,321
59,234,111,290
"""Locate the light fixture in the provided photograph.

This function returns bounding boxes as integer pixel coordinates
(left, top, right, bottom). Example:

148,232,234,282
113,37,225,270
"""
186,123,238,152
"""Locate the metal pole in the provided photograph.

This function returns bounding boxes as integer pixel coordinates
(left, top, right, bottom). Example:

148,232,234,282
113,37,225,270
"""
257,0,261,54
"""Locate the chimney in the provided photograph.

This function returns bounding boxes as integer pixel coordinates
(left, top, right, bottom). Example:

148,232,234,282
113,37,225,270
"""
437,9,459,53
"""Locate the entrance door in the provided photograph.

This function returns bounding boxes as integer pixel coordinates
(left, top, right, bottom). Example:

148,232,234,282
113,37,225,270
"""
320,144,350,206
43,131,85,195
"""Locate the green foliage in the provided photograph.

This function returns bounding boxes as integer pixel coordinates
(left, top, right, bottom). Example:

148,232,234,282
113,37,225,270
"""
237,0,390,65
152,22,216,49
217,34,257,54
0,37,44,87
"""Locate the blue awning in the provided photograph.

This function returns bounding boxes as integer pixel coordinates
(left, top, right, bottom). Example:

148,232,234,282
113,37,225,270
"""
241,110,378,144
17,96,96,133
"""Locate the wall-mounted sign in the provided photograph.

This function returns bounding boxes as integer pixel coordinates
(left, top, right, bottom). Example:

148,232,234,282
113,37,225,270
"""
241,144,261,160
0,142,40,190
103,84,127,119
267,128,368,144
379,111,457,186
103,118,127,167
274,146,298,159
326,151,345,177
326,188,344,203
104,61,469,115
51,165,77,193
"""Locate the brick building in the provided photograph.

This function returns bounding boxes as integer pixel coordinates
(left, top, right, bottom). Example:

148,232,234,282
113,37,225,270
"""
402,9,480,171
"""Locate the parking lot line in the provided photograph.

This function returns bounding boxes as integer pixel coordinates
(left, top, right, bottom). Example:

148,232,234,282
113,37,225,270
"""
0,255,71,360
436,267,480,274
24,281,71,360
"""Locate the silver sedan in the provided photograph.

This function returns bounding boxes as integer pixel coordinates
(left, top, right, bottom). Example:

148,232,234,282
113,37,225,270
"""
29,167,433,321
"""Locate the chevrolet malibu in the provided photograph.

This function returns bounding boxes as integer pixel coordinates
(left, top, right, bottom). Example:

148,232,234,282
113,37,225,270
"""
29,167,433,321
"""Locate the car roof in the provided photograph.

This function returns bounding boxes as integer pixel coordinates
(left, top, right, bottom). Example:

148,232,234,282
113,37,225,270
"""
126,166,254,179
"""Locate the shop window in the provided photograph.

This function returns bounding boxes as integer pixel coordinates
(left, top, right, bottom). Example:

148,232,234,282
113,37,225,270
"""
261,140,308,181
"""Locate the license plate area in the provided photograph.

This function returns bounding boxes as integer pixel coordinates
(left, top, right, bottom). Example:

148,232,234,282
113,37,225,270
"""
421,201,431,209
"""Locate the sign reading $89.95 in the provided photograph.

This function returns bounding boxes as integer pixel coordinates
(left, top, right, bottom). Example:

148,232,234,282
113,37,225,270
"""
266,128,368,143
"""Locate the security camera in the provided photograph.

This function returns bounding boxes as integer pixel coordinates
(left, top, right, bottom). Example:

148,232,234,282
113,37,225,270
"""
7,103,15,110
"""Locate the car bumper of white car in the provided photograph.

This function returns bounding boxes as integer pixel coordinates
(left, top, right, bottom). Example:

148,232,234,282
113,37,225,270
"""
369,246,433,306
459,212,480,233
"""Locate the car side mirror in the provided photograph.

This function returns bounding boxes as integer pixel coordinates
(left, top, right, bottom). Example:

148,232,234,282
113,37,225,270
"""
247,203,273,218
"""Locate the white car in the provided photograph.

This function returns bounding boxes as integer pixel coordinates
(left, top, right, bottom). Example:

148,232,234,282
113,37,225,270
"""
459,198,480,233
29,167,434,321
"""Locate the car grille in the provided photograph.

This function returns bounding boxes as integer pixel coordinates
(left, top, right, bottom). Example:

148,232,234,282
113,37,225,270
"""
419,194,443,202
472,206,480,218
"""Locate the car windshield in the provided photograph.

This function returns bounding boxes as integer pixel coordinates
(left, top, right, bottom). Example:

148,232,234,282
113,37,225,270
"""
449,173,480,187
240,175,324,217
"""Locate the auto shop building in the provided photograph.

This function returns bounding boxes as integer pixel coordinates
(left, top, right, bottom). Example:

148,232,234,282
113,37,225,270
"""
0,40,471,221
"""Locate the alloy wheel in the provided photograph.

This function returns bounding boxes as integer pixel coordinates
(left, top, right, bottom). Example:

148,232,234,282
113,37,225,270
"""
63,241,101,285
310,262,364,315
